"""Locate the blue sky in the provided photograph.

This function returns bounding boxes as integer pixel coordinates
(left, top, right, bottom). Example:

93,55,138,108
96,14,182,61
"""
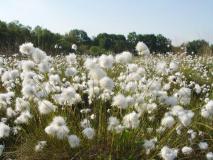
0,0,212,45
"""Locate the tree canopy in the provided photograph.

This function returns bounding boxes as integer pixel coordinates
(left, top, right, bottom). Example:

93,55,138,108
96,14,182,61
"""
0,20,212,56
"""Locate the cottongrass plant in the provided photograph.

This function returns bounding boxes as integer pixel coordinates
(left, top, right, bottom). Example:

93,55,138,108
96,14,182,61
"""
0,42,212,159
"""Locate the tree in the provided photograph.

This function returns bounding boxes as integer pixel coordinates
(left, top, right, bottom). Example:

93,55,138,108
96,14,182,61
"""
211,45,213,55
1,19,212,56
155,34,172,53
127,32,137,51
32,26,62,53
94,33,113,50
65,29,91,45
137,34,172,53
89,46,107,56
94,33,128,53
0,20,9,51
186,40,209,55
32,26,43,47
111,34,127,52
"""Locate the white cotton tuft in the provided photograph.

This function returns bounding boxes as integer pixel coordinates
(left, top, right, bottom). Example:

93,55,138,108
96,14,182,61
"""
164,96,178,106
19,42,35,56
68,135,80,148
112,94,128,109
66,53,76,65
80,119,91,128
169,61,179,72
201,100,213,118
6,107,16,118
194,84,201,94
0,145,4,156
15,111,32,124
15,98,30,112
160,146,178,160
99,76,114,91
38,100,57,114
127,64,138,72
0,57,4,67
123,111,140,129
161,115,175,128
143,138,157,154
32,48,47,63
156,61,168,75
82,127,95,140
49,74,61,85
206,152,213,160
136,41,150,56
21,60,35,71
198,142,208,150
88,68,106,80
181,146,193,155
22,84,36,98
53,87,81,106
175,87,191,105
99,55,114,69
205,99,213,108
107,116,120,131
0,122,10,138
65,67,77,77
45,116,69,139
38,59,51,73
35,141,47,152
84,58,98,70
72,44,77,50
115,51,132,64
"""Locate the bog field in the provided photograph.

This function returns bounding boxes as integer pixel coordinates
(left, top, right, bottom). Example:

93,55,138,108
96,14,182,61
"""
0,42,213,160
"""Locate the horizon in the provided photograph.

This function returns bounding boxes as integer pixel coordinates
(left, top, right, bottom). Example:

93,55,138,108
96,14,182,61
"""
0,0,213,46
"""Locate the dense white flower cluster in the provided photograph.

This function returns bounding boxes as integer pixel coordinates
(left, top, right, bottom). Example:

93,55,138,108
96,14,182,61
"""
45,116,69,139
82,127,95,139
99,76,114,91
68,135,80,148
107,116,123,133
0,42,212,159
198,142,208,150
136,41,150,56
53,87,81,106
206,152,213,160
201,100,213,118
123,111,140,129
115,51,132,64
66,53,77,65
161,115,175,128
0,122,10,138
160,146,178,160
15,110,32,124
143,138,157,154
112,94,128,109
99,55,114,69
181,146,193,155
38,100,57,114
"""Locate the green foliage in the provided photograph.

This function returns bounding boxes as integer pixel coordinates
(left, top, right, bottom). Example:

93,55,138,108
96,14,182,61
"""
0,19,175,55
186,40,210,55
127,33,172,53
89,46,108,56
94,33,128,53
1,19,213,56
65,29,91,45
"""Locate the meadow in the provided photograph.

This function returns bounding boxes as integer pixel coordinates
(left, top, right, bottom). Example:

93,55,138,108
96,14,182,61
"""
0,42,213,160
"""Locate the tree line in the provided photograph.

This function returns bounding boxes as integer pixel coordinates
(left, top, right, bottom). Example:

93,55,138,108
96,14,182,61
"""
0,20,212,56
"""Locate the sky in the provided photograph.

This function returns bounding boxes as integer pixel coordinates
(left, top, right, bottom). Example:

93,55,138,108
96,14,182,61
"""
0,0,212,45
